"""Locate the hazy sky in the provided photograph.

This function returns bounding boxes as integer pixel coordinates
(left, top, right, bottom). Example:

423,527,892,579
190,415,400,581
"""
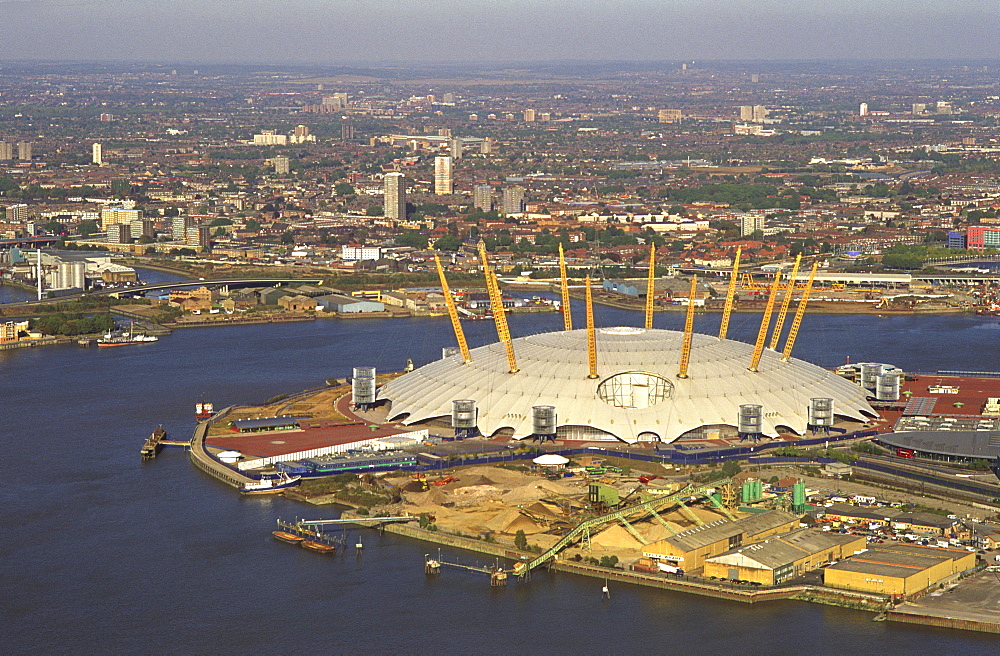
2,0,999,64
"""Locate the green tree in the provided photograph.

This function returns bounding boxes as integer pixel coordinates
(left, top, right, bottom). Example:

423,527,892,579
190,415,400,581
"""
398,231,428,249
110,178,130,197
335,182,356,196
721,460,742,478
514,529,528,550
434,234,462,251
280,231,294,244
366,205,383,217
244,218,261,230
77,220,99,237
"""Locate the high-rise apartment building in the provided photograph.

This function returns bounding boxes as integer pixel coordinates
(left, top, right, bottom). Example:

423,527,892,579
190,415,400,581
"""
130,219,155,239
0,141,13,160
186,225,211,249
739,106,768,122
434,155,453,195
92,143,103,166
384,172,406,220
859,103,869,117
341,122,356,140
502,186,525,216
450,137,463,160
658,109,683,123
17,141,32,160
523,109,536,122
6,203,29,222
100,207,142,230
171,215,196,241
473,184,493,212
106,223,132,244
273,156,290,175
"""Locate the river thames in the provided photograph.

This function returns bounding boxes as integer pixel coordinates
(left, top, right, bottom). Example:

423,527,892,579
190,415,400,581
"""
2,290,999,653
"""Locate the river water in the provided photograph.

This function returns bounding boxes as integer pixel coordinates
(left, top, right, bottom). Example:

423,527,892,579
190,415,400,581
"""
2,291,999,653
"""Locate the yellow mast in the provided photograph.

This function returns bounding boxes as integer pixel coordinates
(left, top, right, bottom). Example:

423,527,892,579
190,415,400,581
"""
644,242,656,330
677,275,697,379
782,261,819,362
478,240,518,373
718,246,742,340
768,253,801,351
558,243,572,331
585,276,598,379
748,271,782,373
434,255,471,363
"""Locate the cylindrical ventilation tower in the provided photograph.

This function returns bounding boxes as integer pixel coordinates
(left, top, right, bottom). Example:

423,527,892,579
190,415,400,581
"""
876,373,900,402
860,363,882,392
808,397,834,433
532,405,557,443
738,404,763,442
352,366,376,410
451,399,478,438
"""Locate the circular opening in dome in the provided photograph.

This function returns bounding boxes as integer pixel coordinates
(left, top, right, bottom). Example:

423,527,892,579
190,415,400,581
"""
597,371,674,409
598,327,646,335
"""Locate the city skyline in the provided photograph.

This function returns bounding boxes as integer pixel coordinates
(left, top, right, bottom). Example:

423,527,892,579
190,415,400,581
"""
1,1,999,63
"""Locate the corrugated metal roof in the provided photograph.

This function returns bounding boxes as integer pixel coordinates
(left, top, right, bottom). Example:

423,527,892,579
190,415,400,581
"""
666,510,798,552
379,327,875,442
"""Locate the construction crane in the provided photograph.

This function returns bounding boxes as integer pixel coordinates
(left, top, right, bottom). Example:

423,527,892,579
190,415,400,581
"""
478,240,518,374
782,261,819,362
748,271,782,372
434,255,471,363
644,242,656,330
718,246,742,340
585,276,598,379
677,275,697,379
558,242,572,331
768,254,801,351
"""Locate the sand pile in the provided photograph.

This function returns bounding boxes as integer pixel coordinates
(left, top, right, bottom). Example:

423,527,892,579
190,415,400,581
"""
590,524,644,550
450,484,503,507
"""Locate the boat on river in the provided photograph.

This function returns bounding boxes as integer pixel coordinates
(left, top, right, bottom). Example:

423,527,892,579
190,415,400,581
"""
240,472,302,495
97,322,159,348
272,530,306,544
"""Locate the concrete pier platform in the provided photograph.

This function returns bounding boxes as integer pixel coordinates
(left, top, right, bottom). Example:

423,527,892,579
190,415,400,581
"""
888,569,1000,633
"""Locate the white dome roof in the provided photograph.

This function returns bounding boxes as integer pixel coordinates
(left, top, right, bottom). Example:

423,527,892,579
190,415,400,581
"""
379,327,875,443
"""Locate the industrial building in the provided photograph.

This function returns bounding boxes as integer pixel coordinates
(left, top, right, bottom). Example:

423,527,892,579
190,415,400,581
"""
823,544,975,597
822,503,965,537
702,528,866,585
315,293,385,314
641,510,799,572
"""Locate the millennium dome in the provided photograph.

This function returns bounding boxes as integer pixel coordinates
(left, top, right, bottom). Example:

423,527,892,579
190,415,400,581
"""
378,326,876,444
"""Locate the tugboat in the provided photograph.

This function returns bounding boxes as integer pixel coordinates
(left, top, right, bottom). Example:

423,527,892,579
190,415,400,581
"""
240,472,302,495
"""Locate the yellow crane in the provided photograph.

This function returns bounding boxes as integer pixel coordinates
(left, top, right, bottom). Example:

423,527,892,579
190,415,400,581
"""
768,254,801,351
677,274,697,379
434,255,471,363
644,242,656,330
478,240,518,374
748,271,782,372
782,261,819,362
718,246,742,340
558,243,572,331
585,276,598,379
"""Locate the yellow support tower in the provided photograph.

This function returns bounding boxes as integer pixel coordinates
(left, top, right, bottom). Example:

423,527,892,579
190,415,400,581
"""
748,272,782,373
478,241,518,374
677,274,697,379
782,261,819,362
768,254,801,351
644,242,656,330
434,255,471,363
718,246,742,340
558,243,572,331
585,276,598,379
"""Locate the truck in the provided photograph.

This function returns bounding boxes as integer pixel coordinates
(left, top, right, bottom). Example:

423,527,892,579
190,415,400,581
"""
657,562,683,575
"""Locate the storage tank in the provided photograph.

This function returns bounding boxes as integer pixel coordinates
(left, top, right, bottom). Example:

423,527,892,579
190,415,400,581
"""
351,366,376,408
451,399,477,438
876,373,900,402
792,480,807,513
738,404,763,441
860,363,883,392
532,405,557,441
808,398,834,431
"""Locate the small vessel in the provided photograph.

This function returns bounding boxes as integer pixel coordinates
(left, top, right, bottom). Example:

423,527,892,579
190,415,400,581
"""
195,402,215,420
272,530,306,544
97,321,158,348
301,540,337,554
240,472,302,495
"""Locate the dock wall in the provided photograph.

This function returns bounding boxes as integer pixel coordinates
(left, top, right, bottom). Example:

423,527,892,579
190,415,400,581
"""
188,410,253,489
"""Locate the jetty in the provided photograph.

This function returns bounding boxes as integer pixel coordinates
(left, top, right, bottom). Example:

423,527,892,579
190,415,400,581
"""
140,427,167,459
